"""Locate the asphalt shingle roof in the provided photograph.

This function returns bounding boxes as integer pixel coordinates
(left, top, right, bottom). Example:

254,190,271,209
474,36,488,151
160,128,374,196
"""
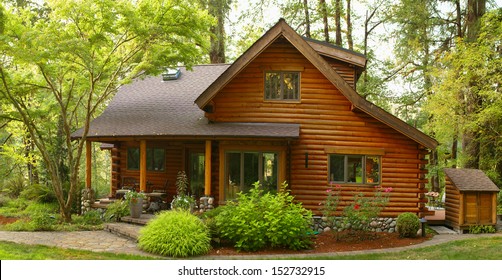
75,65,300,139
444,168,500,192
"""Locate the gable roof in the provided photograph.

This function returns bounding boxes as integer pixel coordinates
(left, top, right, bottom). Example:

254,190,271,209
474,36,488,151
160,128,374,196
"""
72,65,300,140
194,19,438,149
444,168,500,192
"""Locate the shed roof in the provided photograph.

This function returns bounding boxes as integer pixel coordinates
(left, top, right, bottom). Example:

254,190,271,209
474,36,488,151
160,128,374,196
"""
72,65,300,140
444,168,500,192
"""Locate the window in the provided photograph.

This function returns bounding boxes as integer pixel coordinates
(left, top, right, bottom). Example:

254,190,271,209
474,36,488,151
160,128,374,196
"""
264,71,300,100
328,155,380,184
127,147,165,171
224,151,278,200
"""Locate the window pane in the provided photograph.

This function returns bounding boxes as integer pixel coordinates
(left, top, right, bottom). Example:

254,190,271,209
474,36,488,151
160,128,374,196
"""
262,152,278,192
347,155,363,183
283,72,299,100
152,148,165,171
265,72,281,99
127,148,140,170
329,155,345,182
146,148,154,171
365,156,380,184
243,152,259,193
225,152,241,200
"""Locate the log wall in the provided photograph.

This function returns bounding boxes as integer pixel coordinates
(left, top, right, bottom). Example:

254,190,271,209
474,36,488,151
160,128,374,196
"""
444,177,461,229
208,37,428,217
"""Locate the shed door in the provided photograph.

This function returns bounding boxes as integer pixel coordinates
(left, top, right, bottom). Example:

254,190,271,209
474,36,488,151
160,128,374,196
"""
464,193,478,224
478,193,493,224
463,193,493,224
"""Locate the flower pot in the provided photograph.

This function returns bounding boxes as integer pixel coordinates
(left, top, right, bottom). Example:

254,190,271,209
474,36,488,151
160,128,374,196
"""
129,198,143,218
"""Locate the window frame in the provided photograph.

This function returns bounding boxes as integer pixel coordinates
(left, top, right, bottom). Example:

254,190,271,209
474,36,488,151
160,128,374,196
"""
223,151,279,200
126,147,166,172
328,154,381,185
264,71,300,101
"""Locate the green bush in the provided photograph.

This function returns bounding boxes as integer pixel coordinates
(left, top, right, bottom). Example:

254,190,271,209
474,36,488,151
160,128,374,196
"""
104,200,129,222
215,182,313,252
468,225,496,234
78,210,103,225
396,212,420,238
20,184,57,203
138,210,211,258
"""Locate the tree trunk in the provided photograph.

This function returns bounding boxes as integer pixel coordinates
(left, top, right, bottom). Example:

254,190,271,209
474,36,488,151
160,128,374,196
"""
334,0,342,46
345,0,353,50
319,0,329,42
462,0,485,169
209,0,227,63
304,0,311,38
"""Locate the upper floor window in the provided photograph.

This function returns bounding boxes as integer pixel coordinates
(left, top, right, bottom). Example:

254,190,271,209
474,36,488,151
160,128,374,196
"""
329,155,380,184
127,147,165,172
264,71,300,101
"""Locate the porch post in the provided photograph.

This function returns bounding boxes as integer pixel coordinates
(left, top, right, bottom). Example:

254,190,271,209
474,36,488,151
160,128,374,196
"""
140,140,147,192
204,140,212,196
85,140,92,189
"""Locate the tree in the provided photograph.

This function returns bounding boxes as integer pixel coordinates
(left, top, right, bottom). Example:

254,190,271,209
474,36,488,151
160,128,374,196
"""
426,8,501,183
204,0,232,63
0,0,213,221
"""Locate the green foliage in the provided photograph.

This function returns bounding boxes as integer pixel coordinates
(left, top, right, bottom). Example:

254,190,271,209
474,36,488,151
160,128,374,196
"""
215,181,313,252
104,200,129,222
0,0,213,222
396,212,420,238
72,210,103,226
468,225,496,234
19,183,57,203
171,171,195,211
124,190,146,204
321,183,341,228
341,186,392,233
138,210,211,258
0,176,26,198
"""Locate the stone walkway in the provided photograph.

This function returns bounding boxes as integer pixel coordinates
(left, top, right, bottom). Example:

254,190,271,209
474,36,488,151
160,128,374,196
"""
0,223,501,259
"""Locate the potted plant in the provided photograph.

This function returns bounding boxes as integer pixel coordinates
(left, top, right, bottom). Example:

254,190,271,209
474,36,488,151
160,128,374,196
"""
125,190,147,218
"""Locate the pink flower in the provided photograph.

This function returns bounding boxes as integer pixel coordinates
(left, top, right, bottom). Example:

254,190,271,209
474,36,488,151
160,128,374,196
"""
326,189,332,193
384,187,393,193
334,184,341,189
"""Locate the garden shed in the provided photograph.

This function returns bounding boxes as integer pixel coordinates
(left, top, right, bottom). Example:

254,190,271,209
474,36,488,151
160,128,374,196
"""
443,168,500,232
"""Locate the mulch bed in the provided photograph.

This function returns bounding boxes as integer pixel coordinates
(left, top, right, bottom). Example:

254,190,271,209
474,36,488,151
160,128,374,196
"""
208,230,431,256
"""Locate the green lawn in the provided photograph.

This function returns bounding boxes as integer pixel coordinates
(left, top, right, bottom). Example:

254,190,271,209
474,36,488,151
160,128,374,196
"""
0,241,159,260
1,236,502,260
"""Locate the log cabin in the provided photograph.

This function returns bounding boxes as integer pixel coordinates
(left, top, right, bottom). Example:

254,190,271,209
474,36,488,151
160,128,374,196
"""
73,19,438,219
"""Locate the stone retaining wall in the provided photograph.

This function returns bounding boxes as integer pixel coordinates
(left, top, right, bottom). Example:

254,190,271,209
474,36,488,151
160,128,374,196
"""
312,216,397,233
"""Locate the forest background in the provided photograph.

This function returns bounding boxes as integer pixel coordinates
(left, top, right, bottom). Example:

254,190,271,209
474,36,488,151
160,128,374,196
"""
0,0,501,220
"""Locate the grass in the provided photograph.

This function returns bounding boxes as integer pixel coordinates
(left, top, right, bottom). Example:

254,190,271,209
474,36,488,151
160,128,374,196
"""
299,236,502,260
1,235,501,260
0,241,159,260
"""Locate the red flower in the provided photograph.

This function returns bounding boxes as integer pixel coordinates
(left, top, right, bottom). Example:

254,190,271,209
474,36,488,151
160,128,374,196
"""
354,204,360,210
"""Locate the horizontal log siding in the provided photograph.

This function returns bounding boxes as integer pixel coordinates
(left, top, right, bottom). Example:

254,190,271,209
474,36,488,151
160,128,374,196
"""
444,177,461,229
208,37,427,217
118,141,183,200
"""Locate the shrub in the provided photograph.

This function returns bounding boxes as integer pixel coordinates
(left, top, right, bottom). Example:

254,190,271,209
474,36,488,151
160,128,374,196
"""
20,183,57,203
215,182,313,252
138,210,211,258
104,200,129,222
396,212,420,238
468,225,496,234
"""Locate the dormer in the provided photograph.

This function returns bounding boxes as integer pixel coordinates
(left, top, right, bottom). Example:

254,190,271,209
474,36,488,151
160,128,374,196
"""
303,37,366,89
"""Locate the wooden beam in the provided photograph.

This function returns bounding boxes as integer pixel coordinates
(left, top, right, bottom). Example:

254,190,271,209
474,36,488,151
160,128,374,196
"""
85,140,92,189
205,140,212,196
140,140,147,192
